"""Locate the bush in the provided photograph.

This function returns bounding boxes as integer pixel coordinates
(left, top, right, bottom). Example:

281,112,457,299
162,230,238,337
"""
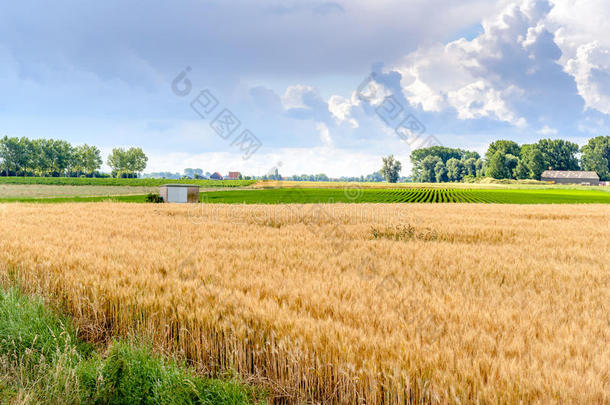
145,193,164,203
462,174,476,183
78,342,258,405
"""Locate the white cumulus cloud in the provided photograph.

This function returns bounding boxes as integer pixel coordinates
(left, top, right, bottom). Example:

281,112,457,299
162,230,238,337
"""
341,0,610,131
316,122,333,147
537,124,558,135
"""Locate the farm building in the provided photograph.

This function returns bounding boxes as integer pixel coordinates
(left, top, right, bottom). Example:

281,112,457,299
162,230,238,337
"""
159,184,200,203
226,171,241,180
541,170,600,185
209,172,223,180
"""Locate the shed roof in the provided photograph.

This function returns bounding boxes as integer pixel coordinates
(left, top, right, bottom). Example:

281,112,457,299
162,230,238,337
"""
541,170,599,179
161,184,200,188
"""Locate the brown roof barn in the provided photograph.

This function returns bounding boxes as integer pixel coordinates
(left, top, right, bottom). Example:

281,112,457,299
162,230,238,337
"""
541,170,600,186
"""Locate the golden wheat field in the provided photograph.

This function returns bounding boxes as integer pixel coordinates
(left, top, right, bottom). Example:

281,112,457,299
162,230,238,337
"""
0,202,609,404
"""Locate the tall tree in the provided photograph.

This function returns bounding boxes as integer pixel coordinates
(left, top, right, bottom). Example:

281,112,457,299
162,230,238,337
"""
34,139,53,176
126,148,148,175
446,158,465,182
434,161,447,183
519,144,546,180
486,151,506,179
475,158,485,177
504,154,519,179
410,146,478,180
485,140,521,162
513,159,530,179
536,138,579,171
0,136,30,176
581,136,610,180
29,139,47,176
380,155,402,183
73,144,102,176
107,148,129,177
107,147,148,178
420,155,441,182
463,158,477,177
49,140,74,176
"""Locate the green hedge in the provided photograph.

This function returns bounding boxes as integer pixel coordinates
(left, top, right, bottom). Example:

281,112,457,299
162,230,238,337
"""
0,177,256,187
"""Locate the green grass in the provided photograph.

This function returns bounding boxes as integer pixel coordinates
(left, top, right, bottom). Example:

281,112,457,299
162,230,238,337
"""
0,177,255,188
1,186,609,204
0,194,147,203
0,287,263,405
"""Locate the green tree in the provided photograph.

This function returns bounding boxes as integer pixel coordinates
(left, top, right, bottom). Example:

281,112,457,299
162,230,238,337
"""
486,151,506,179
73,144,102,176
107,148,128,177
410,146,479,180
463,158,477,177
581,136,610,180
536,138,579,170
434,161,447,183
29,139,46,176
126,148,148,175
420,155,441,182
475,158,485,177
462,151,481,160
513,159,530,179
1,136,106,177
20,137,35,175
380,155,402,183
519,144,546,180
504,154,519,179
107,147,148,178
0,136,31,176
528,149,546,179
49,140,74,176
38,139,59,176
446,158,465,182
485,140,521,162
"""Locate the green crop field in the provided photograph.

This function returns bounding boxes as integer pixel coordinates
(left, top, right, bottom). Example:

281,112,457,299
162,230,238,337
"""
199,187,610,204
2,186,609,204
0,176,255,187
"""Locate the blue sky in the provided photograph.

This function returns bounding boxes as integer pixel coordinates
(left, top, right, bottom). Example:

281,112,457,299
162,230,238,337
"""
1,0,609,176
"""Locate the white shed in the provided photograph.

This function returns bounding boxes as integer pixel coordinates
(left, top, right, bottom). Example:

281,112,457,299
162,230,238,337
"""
159,184,200,203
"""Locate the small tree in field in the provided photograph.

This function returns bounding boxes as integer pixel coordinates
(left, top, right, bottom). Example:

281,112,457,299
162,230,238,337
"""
107,147,148,178
380,155,402,183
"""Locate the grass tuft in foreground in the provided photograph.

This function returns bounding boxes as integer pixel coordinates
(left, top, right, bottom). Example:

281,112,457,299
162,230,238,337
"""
0,288,262,405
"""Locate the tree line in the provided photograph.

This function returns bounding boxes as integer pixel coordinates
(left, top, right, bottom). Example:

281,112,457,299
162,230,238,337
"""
410,136,610,182
0,136,148,178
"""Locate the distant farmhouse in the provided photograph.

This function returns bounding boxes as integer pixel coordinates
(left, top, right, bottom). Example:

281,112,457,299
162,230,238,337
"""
209,172,223,180
226,171,241,180
541,170,600,186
